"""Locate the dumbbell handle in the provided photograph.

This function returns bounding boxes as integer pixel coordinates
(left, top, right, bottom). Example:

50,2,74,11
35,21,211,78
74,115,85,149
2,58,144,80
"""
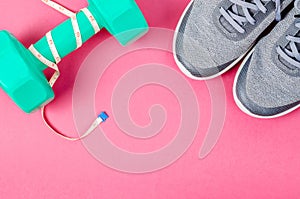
32,5,102,71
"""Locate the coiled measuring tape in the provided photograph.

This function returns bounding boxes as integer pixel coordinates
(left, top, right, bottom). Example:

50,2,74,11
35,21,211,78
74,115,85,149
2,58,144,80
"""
29,0,106,141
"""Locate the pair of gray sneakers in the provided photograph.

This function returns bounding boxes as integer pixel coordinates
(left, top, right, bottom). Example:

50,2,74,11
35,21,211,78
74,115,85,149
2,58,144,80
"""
174,0,300,118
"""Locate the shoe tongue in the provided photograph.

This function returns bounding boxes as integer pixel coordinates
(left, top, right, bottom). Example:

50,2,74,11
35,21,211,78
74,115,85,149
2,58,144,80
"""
220,0,268,33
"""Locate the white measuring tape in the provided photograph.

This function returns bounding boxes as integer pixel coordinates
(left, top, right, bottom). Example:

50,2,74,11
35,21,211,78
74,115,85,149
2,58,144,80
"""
29,0,104,141
41,106,109,141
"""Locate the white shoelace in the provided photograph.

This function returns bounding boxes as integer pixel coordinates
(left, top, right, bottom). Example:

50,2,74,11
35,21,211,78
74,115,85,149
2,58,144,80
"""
276,0,300,69
220,0,281,34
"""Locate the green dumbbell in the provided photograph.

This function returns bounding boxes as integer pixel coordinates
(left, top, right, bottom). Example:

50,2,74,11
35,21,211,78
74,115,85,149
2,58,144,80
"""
0,0,148,113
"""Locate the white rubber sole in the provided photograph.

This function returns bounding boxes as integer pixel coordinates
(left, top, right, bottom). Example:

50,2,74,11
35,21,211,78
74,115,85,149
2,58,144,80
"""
173,0,250,81
233,47,300,119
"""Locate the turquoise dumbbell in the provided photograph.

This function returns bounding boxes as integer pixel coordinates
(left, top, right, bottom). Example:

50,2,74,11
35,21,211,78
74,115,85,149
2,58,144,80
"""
0,0,148,113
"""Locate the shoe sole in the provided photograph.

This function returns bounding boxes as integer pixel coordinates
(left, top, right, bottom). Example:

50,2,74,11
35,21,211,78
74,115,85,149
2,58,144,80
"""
173,0,253,81
233,47,300,119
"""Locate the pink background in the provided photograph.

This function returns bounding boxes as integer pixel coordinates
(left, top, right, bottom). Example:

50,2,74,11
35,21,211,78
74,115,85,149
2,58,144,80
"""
1,0,300,198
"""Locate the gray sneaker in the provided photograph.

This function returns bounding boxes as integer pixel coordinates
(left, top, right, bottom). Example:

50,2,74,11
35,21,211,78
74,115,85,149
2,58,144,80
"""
174,0,293,80
234,1,300,118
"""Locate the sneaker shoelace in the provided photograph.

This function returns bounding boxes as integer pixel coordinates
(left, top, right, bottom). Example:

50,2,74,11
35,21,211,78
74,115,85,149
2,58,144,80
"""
220,0,282,34
277,0,300,69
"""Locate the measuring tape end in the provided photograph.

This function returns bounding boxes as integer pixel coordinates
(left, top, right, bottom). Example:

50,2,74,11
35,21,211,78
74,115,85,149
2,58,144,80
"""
98,112,109,122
